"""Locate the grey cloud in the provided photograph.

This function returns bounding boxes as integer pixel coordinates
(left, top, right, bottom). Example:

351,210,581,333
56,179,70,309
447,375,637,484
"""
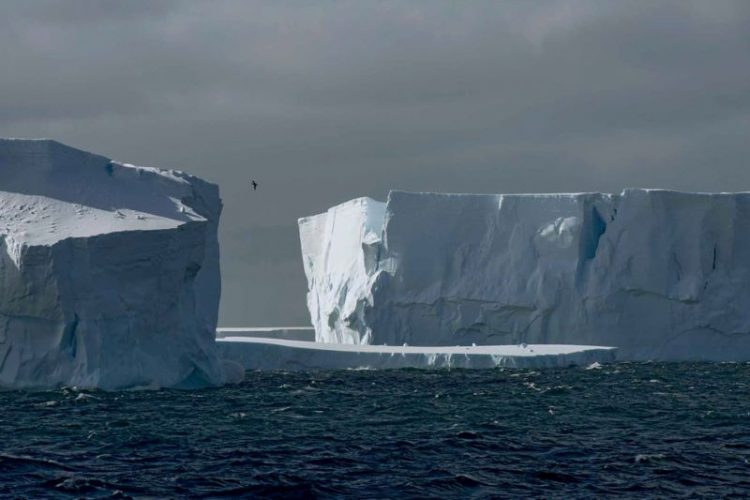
1,1,749,325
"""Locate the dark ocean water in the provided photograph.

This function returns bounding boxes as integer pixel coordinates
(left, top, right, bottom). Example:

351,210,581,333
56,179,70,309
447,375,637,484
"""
1,363,749,498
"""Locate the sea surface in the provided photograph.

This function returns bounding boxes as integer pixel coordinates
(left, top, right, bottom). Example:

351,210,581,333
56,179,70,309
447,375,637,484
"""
1,363,749,498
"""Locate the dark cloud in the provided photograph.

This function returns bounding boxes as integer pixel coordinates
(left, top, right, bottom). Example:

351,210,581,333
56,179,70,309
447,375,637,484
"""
1,1,749,325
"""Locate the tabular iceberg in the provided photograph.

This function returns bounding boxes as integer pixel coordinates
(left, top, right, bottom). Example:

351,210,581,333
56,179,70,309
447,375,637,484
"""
0,139,225,389
300,189,750,361
216,337,616,371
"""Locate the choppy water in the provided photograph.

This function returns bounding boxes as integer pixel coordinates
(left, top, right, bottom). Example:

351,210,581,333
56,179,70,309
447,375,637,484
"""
1,363,750,498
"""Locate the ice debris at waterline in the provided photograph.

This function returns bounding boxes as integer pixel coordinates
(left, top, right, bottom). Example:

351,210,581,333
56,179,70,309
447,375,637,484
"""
0,139,225,389
216,336,616,371
300,190,750,361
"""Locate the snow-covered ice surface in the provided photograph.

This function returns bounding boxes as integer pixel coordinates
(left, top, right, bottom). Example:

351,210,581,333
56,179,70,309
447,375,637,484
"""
0,139,225,389
300,189,750,361
216,337,616,370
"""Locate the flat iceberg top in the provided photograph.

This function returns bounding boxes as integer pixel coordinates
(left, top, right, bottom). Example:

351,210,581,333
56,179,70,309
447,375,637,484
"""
387,188,750,199
0,139,214,246
0,191,191,246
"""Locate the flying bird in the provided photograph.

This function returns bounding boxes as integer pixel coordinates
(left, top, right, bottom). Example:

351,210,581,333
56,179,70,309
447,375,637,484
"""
251,180,258,191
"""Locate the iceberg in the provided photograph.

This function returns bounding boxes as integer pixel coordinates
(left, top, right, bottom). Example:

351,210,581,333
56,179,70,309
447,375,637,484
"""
0,139,225,389
216,327,315,342
216,337,616,371
300,189,750,361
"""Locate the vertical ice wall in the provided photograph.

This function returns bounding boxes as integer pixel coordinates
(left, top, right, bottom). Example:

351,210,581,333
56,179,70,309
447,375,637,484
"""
299,197,386,344
300,189,750,361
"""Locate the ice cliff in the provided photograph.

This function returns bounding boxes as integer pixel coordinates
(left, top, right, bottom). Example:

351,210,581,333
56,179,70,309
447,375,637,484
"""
0,139,225,389
300,190,750,361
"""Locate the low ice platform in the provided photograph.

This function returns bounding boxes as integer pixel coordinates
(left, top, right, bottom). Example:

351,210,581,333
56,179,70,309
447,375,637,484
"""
216,327,314,342
216,337,617,371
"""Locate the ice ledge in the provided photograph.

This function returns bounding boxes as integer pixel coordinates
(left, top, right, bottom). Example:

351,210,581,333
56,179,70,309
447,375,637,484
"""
216,327,315,342
217,337,617,371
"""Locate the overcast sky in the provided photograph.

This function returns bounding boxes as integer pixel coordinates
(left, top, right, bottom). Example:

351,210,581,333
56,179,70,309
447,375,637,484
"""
1,1,749,326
